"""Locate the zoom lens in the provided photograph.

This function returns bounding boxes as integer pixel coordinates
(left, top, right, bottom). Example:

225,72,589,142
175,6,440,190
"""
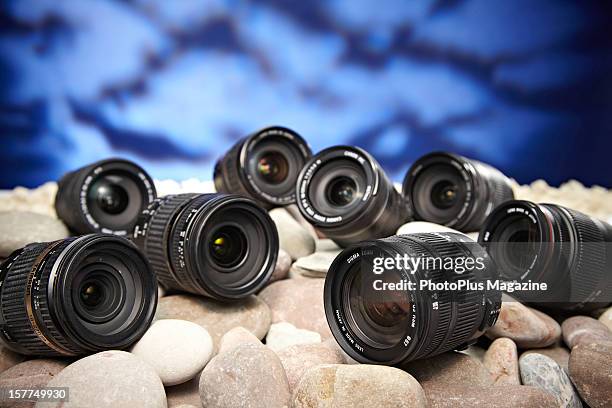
214,126,312,209
0,235,157,357
325,232,501,365
55,158,156,235
132,193,278,300
296,146,411,247
479,200,612,311
403,152,514,232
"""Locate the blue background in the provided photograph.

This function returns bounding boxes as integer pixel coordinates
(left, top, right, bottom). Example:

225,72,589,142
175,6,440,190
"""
1,0,611,189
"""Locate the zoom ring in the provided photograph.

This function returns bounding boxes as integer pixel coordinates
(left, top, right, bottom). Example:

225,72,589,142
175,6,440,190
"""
142,194,197,291
215,140,253,200
399,234,485,357
0,244,52,354
33,239,83,355
168,194,221,297
395,237,452,360
0,243,76,356
565,208,607,303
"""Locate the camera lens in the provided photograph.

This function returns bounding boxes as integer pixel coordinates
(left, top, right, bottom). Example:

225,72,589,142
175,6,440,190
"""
296,146,411,247
132,193,278,301
0,234,157,357
209,226,248,268
325,232,501,365
479,200,612,310
403,152,514,232
327,176,358,207
55,158,156,235
214,126,312,208
257,152,290,184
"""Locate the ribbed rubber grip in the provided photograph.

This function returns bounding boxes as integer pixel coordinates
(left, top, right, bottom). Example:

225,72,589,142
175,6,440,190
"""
389,233,492,360
137,194,196,291
214,139,253,200
0,241,79,356
565,208,607,303
168,194,221,296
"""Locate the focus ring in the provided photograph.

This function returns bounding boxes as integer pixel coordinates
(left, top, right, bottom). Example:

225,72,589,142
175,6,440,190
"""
0,244,73,355
565,208,607,303
32,239,83,355
142,194,196,291
214,140,253,200
168,194,221,296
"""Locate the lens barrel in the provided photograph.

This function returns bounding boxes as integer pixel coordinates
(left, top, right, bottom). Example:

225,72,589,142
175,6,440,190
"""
403,152,514,232
132,193,278,301
214,126,312,209
325,232,501,365
479,200,612,310
0,234,157,357
296,146,411,247
55,158,156,235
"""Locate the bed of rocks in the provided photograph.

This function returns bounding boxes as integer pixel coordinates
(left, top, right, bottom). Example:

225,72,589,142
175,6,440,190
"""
0,180,610,408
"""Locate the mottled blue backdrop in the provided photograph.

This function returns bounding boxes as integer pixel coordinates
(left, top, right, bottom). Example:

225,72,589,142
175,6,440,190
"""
1,0,611,188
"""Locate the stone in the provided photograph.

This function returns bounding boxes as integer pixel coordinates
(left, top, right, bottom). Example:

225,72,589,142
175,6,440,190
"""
0,211,69,257
276,342,345,391
0,359,68,408
486,302,560,348
130,319,213,386
259,278,331,339
519,353,582,408
483,338,520,385
36,350,166,408
199,343,290,408
268,208,315,260
165,374,201,408
562,315,612,349
569,342,612,408
292,364,427,408
522,346,570,372
266,322,321,352
459,345,486,362
269,249,292,283
0,345,26,374
290,250,342,278
425,385,558,408
598,306,612,331
284,204,319,240
218,327,262,354
402,352,492,388
315,239,340,252
154,294,271,349
397,221,461,235
0,182,58,218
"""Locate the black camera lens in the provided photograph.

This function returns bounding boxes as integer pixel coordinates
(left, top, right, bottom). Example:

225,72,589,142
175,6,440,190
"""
132,193,278,301
55,158,156,235
479,200,612,311
296,146,411,247
209,226,248,268
325,232,501,365
403,152,514,232
0,234,157,357
214,126,312,208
